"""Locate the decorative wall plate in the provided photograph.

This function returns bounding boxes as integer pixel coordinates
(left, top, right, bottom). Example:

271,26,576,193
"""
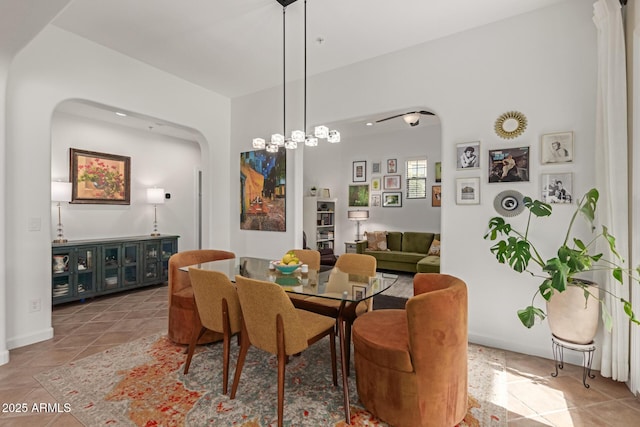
495,111,527,139
493,190,525,217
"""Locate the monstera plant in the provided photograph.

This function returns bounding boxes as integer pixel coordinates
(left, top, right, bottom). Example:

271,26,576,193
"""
484,188,639,334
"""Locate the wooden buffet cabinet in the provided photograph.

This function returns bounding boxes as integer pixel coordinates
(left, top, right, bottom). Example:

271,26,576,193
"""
51,235,179,305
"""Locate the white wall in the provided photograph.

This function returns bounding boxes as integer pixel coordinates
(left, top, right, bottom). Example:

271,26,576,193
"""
303,123,442,253
51,111,202,250
0,57,8,364
232,0,599,362
4,26,231,350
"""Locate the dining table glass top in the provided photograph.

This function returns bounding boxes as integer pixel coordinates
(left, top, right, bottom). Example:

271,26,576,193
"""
180,256,398,303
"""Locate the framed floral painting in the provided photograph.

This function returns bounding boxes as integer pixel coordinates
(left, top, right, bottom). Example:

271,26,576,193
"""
70,148,130,204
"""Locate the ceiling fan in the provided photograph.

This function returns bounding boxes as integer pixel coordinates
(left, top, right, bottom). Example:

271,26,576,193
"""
375,110,435,127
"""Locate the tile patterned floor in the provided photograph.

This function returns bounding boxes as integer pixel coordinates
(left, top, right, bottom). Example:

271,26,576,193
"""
0,281,639,426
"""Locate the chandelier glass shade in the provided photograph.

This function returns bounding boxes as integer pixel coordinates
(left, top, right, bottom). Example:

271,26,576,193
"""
252,0,339,151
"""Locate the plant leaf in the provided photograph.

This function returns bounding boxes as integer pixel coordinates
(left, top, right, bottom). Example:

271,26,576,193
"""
523,198,552,217
543,258,570,291
578,188,598,225
518,306,546,328
602,225,622,261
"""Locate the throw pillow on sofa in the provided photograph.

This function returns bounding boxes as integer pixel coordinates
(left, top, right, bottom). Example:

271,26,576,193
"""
365,231,388,251
427,239,441,256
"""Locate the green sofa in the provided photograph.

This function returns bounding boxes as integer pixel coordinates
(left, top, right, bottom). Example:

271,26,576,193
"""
356,231,440,273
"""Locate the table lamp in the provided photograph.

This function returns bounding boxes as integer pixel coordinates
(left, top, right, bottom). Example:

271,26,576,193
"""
348,210,369,241
146,188,165,236
51,181,72,243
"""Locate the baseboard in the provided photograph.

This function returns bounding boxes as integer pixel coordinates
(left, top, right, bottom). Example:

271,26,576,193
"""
0,349,8,366
6,327,54,350
469,332,591,368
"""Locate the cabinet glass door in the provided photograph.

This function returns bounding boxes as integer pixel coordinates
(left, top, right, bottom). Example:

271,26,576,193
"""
103,244,122,290
160,239,177,280
52,250,72,301
143,241,161,282
123,243,140,286
76,246,97,297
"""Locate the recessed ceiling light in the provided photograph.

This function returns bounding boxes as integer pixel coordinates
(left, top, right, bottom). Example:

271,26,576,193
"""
366,122,374,126
115,112,127,117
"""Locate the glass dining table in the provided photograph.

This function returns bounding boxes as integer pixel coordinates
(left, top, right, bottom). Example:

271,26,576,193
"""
180,256,398,423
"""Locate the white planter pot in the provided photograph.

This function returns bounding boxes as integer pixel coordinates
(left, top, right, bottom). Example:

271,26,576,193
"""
546,282,599,345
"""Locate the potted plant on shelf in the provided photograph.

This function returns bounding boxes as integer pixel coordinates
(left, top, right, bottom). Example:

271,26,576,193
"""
310,186,317,197
484,188,639,344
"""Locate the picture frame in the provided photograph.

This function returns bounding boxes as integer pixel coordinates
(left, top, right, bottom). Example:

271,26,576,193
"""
371,177,381,191
387,158,397,173
488,146,530,183
456,177,480,205
541,172,573,204
240,149,287,231
383,174,401,190
70,148,131,205
541,131,573,164
432,185,442,207
321,188,331,198
456,141,480,169
353,160,367,182
348,184,369,207
435,162,442,183
352,284,367,300
371,193,381,207
383,191,402,207
372,161,381,174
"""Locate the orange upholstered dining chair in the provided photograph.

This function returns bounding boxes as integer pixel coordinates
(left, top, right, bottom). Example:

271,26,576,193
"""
184,268,243,394
303,253,377,368
168,249,235,345
290,249,320,270
352,273,468,427
287,249,320,302
231,275,337,427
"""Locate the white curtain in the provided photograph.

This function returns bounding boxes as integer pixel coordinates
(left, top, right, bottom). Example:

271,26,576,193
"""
593,0,629,381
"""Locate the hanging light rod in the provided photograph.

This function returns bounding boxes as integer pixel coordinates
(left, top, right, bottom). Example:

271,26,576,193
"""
252,0,340,151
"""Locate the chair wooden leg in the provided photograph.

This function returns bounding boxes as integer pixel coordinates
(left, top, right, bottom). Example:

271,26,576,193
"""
184,326,206,374
329,328,337,386
230,321,250,400
276,314,286,427
222,298,231,395
344,321,353,376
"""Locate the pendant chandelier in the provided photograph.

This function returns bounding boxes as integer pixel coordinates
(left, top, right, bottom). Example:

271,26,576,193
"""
252,0,339,152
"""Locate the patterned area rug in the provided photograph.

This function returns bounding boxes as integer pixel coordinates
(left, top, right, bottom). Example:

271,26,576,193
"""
35,334,507,426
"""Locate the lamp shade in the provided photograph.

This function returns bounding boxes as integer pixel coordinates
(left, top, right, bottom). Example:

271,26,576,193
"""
348,210,369,220
51,182,72,202
146,188,165,204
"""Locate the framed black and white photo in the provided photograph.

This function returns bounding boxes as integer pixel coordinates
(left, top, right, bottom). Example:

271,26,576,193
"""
541,131,573,164
488,146,530,183
352,284,367,300
541,173,573,204
352,160,367,182
456,177,480,205
383,192,402,207
371,193,381,207
456,141,480,169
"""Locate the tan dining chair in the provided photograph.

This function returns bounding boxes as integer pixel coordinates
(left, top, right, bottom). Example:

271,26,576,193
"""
168,249,236,344
352,273,468,427
287,249,320,302
290,249,320,271
303,253,377,370
184,268,243,395
231,275,337,427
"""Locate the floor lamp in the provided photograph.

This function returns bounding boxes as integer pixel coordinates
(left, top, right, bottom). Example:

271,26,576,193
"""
348,210,369,241
147,188,165,236
51,181,72,243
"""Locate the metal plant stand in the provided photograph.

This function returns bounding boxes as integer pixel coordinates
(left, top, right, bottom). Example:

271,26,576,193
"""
551,335,596,388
